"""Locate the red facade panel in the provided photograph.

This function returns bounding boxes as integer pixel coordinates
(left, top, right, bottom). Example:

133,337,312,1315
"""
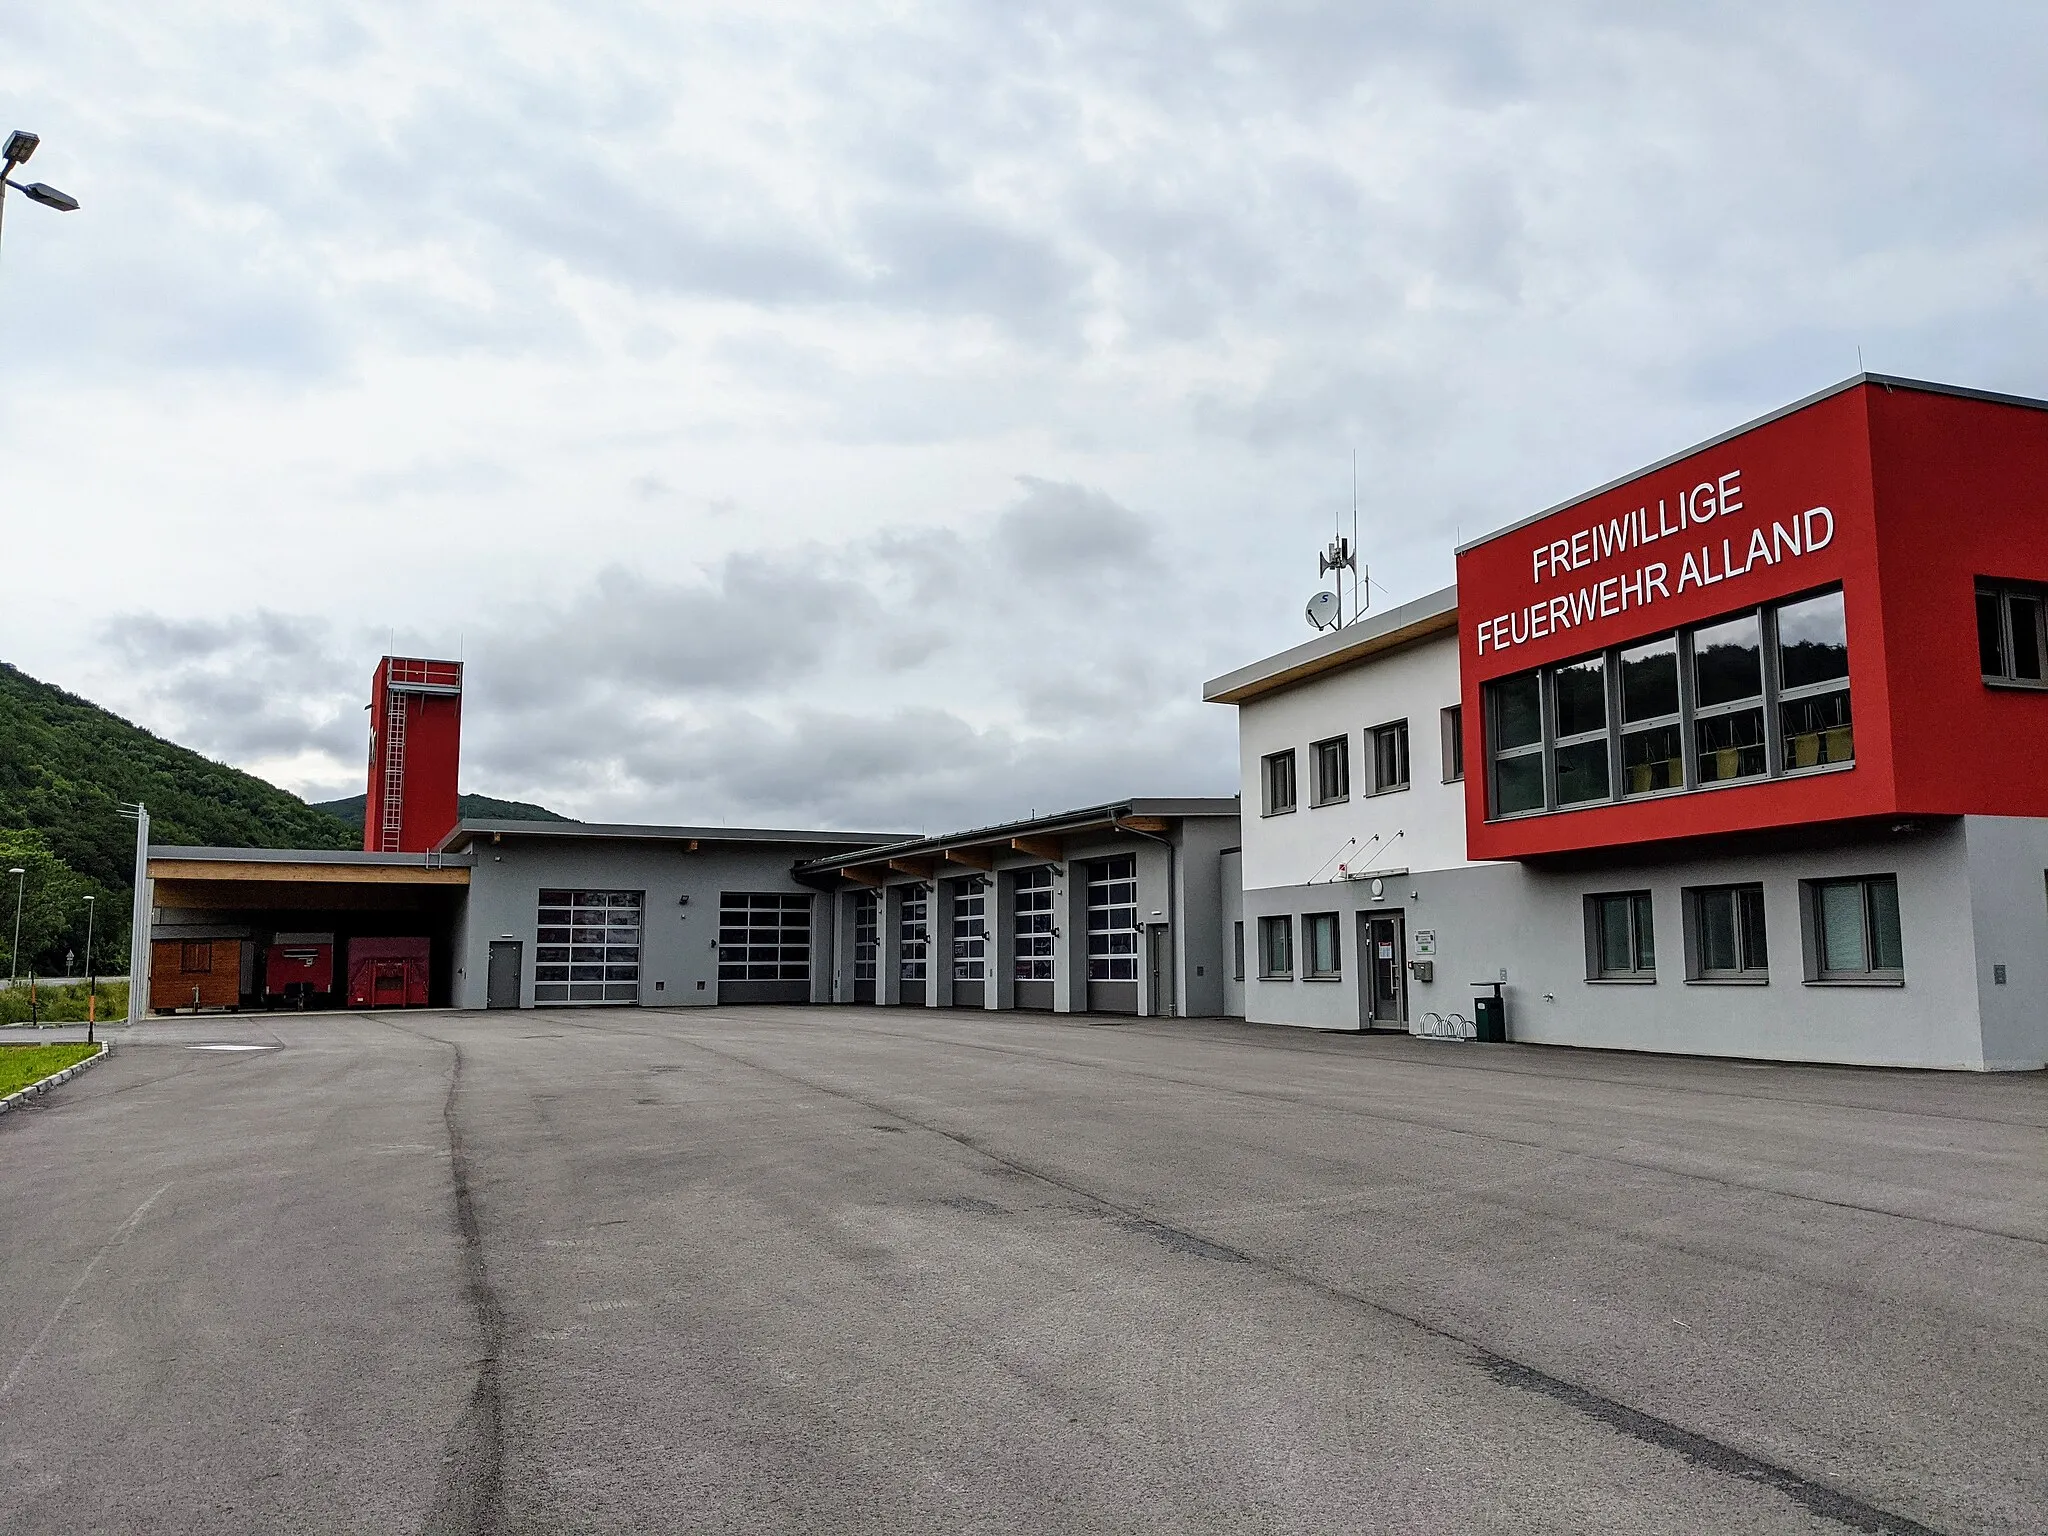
1456,379,2048,860
1865,388,2048,819
364,656,464,854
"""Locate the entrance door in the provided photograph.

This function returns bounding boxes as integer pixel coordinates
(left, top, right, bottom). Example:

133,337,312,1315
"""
1146,925,1175,1017
487,941,522,1009
1358,912,1406,1030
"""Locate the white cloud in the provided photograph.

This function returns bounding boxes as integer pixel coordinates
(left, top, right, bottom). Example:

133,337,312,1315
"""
2,1,2043,828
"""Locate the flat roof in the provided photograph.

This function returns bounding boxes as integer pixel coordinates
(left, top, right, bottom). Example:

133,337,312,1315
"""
798,797,1241,874
436,818,911,853
1202,585,1458,706
1455,372,2048,557
149,846,474,867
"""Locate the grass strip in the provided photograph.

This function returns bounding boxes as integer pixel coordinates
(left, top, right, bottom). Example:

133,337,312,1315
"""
0,1043,102,1099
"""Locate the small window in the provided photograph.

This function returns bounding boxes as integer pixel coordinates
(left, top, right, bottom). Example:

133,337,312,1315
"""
1232,921,1245,982
1587,891,1655,980
1303,912,1340,978
1310,736,1349,806
1262,749,1298,816
1806,875,1904,981
181,941,212,974
1978,581,2047,686
1440,705,1464,782
1687,884,1768,981
1369,720,1410,795
1257,915,1294,979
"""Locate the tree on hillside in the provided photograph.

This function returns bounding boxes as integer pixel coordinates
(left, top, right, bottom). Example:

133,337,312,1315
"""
0,828,125,979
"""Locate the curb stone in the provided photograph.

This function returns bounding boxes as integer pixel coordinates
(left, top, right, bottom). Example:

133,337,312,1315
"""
0,1041,110,1116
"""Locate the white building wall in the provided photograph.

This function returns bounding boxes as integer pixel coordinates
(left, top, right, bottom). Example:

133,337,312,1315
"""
1236,631,1473,892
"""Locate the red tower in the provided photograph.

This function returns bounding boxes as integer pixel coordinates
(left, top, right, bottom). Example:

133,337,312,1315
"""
364,657,464,853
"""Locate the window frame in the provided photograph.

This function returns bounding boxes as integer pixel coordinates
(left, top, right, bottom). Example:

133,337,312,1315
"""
1303,911,1341,979
1257,915,1294,979
952,881,987,982
1232,921,1245,982
1684,883,1769,983
1483,585,1854,821
1803,874,1905,984
1977,579,2048,688
852,890,878,982
1309,735,1350,806
1585,890,1656,982
1262,748,1298,817
1440,705,1464,783
1368,719,1411,796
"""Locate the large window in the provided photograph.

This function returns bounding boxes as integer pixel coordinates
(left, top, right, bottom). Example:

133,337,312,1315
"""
953,882,986,981
1257,915,1293,979
1776,589,1853,770
1310,736,1349,805
1806,875,1904,981
1484,587,1852,819
1369,720,1410,794
537,889,643,1004
899,885,929,981
1687,884,1768,981
1977,581,2046,686
852,891,878,982
1303,912,1340,979
1014,867,1054,981
718,892,810,983
1087,856,1138,981
1586,891,1655,981
1263,749,1298,815
1440,705,1464,782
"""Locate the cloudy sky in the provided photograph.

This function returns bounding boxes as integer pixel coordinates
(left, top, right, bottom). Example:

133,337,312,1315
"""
1,3,2042,832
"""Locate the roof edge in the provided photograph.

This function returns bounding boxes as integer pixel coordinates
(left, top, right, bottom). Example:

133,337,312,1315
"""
1203,585,1458,706
1454,372,2048,557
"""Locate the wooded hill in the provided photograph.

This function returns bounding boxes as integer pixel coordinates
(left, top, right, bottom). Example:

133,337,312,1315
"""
0,662,357,974
311,793,571,828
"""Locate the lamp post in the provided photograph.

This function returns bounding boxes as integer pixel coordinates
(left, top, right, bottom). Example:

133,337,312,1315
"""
82,895,96,1042
7,867,22,986
0,130,81,259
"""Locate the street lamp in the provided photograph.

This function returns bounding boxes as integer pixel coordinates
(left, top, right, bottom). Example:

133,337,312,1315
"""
82,894,96,1043
0,130,80,255
7,867,23,986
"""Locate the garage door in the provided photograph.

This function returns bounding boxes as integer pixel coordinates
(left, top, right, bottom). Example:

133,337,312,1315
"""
719,892,812,1004
534,889,642,1005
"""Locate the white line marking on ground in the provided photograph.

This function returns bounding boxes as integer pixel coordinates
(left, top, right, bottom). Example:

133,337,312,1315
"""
185,1044,278,1052
1,1183,171,1399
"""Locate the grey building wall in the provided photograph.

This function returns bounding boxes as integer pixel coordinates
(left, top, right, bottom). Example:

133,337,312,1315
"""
1219,848,1245,1018
456,835,845,1010
1241,820,2026,1069
1962,815,2048,1069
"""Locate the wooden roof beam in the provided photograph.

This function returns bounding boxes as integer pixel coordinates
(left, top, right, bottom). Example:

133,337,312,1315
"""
1115,817,1170,834
940,847,995,871
888,857,937,880
1010,836,1064,863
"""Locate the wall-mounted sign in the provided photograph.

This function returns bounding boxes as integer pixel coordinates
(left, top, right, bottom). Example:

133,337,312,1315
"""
1412,930,1436,955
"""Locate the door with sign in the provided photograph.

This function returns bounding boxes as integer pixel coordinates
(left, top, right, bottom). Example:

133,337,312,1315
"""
1356,911,1407,1031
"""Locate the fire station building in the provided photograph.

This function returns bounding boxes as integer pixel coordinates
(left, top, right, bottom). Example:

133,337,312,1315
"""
1207,375,2048,1070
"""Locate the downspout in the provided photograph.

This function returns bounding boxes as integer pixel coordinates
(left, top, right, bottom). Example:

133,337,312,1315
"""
1109,812,1177,1018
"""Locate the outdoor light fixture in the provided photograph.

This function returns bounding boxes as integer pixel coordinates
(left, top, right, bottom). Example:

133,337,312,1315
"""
14,182,78,212
0,128,79,259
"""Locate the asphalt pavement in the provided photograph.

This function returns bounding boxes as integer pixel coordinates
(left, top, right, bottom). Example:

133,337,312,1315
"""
1,1007,2043,1533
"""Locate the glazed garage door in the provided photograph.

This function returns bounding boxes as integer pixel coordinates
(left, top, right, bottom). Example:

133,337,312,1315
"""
534,890,642,1005
718,892,812,1003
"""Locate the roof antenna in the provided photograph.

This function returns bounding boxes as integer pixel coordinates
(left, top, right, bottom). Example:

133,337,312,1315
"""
1307,453,1362,633
1856,344,1864,376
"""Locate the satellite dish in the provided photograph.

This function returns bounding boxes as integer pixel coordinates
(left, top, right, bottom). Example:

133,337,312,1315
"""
1305,590,1340,631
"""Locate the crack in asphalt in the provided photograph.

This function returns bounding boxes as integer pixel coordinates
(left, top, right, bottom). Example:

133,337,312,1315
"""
663,1028,1948,1536
406,1031,506,1536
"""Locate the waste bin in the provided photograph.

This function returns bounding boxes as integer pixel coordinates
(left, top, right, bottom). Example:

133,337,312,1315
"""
1473,986,1506,1043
